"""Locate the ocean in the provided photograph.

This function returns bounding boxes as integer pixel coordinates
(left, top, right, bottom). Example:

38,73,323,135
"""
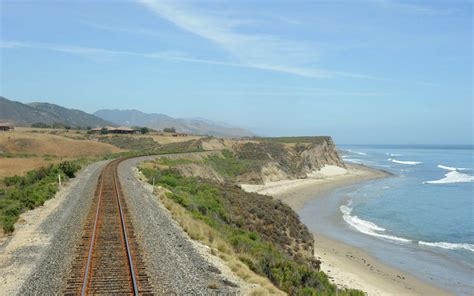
299,145,474,295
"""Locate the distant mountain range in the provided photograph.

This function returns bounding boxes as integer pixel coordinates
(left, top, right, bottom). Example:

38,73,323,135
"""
0,97,255,137
0,97,112,128
94,109,255,138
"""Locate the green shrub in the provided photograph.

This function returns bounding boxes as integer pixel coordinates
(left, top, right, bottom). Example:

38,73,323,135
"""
205,149,259,178
4,175,21,186
31,122,51,128
1,160,83,233
157,157,195,166
2,216,15,232
140,166,362,295
59,161,81,178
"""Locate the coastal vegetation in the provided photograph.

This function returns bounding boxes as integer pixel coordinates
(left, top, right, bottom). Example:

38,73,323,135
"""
139,159,364,295
0,160,82,232
98,136,157,150
249,136,333,145
101,139,204,160
204,149,260,178
0,129,207,236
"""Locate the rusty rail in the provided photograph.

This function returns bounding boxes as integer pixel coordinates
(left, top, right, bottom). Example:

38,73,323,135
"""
64,159,152,295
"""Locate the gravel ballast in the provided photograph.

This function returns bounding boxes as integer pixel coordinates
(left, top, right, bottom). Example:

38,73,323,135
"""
1,155,243,295
0,160,109,295
118,156,240,295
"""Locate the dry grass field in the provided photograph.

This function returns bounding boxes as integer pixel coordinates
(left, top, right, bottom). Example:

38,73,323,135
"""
0,158,59,180
0,131,121,157
0,129,122,178
0,128,208,179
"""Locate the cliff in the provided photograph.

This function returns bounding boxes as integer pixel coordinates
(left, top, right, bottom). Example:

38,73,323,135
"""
171,136,346,185
233,137,346,184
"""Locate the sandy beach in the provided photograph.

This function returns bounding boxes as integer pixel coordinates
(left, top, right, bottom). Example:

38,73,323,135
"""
241,164,452,296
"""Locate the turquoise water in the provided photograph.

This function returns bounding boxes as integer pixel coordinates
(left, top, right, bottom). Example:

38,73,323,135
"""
299,145,474,295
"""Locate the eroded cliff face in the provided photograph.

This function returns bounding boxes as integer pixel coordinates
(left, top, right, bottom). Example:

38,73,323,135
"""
299,137,346,173
233,137,346,184
167,137,345,185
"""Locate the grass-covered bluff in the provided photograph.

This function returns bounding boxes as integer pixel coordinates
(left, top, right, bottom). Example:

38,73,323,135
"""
140,156,363,295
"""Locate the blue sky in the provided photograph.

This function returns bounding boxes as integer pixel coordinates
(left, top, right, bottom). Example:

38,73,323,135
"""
0,0,472,144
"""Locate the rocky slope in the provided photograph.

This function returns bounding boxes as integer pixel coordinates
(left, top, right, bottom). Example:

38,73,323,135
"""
233,137,345,184
168,136,345,185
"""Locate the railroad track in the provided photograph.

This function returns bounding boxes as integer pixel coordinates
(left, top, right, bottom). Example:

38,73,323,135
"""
64,159,153,295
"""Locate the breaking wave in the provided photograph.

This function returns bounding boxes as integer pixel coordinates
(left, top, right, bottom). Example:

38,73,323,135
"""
345,149,367,156
340,201,410,243
386,153,403,157
340,201,474,252
343,158,365,164
388,158,422,165
424,171,474,184
419,241,474,252
438,165,469,171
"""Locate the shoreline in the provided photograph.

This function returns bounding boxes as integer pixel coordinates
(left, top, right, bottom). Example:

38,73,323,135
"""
241,163,451,296
241,163,389,212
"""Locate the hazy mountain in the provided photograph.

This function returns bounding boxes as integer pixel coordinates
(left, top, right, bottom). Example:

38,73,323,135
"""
94,109,255,138
0,97,113,128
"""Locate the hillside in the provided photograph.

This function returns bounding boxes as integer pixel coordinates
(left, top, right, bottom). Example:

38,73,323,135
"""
0,97,113,128
94,109,255,138
150,136,345,184
0,130,121,178
136,138,362,295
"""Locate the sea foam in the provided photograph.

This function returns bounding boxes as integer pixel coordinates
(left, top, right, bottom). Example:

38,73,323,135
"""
340,201,474,252
386,153,403,157
340,201,410,243
346,149,367,156
388,158,422,165
438,165,469,171
418,241,474,252
343,158,365,164
425,171,474,184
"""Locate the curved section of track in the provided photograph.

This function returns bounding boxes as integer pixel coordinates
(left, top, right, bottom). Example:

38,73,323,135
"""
64,159,153,295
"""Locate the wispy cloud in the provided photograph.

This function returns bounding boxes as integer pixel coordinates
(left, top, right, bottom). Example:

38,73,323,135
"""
0,40,289,71
0,41,120,56
1,39,387,80
137,0,382,80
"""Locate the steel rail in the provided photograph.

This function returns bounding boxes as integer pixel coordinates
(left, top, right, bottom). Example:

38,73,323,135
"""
80,170,104,296
80,159,139,295
113,163,139,296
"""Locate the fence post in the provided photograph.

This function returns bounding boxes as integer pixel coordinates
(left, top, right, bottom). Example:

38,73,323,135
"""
58,174,62,187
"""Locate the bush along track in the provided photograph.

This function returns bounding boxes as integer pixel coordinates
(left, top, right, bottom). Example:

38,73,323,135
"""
0,138,206,233
101,139,205,160
0,160,82,233
140,165,364,295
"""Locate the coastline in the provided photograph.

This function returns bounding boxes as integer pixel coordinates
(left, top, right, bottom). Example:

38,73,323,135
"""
241,163,452,296
242,164,388,212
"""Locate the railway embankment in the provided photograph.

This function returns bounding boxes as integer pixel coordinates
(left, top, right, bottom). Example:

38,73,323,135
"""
0,160,109,295
118,156,245,295
1,155,246,295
